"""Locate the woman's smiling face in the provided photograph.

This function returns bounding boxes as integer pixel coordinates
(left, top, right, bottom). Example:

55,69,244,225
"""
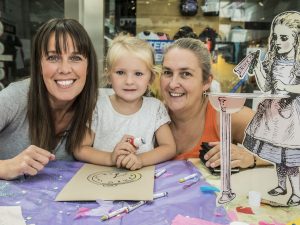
41,33,88,107
160,48,207,113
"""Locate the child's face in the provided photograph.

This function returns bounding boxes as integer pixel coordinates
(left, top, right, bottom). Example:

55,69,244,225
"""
273,24,295,57
110,52,152,103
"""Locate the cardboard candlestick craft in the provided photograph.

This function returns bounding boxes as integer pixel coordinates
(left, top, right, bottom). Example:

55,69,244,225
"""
207,92,247,204
234,11,300,207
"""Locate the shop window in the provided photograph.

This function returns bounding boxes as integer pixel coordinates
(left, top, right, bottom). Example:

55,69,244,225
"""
0,0,64,88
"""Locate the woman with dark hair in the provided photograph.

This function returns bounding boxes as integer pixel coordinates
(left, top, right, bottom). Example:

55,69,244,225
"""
0,18,99,180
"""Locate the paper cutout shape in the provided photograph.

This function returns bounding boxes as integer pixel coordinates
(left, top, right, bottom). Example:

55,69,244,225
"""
171,214,223,225
231,166,300,207
233,50,260,79
208,93,247,204
55,163,155,201
0,206,26,225
235,206,254,215
233,11,300,207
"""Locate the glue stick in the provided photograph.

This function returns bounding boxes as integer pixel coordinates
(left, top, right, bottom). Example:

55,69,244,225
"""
127,137,145,148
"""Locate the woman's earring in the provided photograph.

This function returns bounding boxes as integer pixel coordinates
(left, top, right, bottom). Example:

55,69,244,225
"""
203,90,207,98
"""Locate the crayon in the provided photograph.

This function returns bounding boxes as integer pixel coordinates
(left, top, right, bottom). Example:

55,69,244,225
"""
100,206,128,221
200,185,220,193
179,173,198,183
153,192,168,199
101,191,168,221
127,200,147,212
155,168,166,178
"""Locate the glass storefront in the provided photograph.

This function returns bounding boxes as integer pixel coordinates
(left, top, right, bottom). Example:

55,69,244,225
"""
103,0,300,98
0,0,64,89
1,0,299,97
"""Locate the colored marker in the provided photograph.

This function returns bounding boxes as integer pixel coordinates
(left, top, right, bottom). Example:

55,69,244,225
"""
179,173,198,183
155,168,166,178
100,206,128,221
127,137,145,148
200,185,220,193
127,200,147,212
153,192,168,199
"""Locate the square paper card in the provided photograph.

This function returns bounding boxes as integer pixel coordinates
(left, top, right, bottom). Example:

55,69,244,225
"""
55,163,155,201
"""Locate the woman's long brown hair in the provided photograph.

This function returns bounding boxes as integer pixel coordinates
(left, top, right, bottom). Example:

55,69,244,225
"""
28,18,99,155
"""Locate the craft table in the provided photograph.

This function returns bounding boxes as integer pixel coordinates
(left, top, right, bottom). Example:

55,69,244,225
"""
189,158,300,224
0,160,230,225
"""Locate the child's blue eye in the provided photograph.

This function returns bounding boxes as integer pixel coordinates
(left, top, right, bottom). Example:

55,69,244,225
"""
135,72,143,76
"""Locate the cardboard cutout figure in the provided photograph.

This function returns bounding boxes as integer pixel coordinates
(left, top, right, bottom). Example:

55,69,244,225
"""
234,11,300,206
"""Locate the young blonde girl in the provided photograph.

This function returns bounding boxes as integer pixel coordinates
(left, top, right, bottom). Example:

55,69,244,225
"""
243,11,300,206
74,35,176,170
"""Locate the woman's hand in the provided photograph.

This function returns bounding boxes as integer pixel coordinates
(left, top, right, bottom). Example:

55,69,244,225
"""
111,135,137,165
203,142,255,169
0,145,55,180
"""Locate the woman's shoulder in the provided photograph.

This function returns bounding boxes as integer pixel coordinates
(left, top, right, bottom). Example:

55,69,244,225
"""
6,78,29,90
0,79,29,122
206,100,217,118
1,78,29,100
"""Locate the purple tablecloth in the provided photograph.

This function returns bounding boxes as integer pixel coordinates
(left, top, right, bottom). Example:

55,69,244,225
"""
0,160,230,225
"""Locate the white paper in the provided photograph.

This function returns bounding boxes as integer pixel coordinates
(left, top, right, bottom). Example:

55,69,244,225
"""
0,206,26,225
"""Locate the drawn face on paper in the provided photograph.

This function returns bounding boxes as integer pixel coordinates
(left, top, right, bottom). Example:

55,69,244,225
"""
273,24,296,57
87,170,142,187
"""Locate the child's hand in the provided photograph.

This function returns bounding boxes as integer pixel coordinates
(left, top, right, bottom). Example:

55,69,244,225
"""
111,135,137,165
116,153,143,170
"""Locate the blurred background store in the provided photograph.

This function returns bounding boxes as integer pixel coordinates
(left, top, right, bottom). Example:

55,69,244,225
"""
0,0,299,106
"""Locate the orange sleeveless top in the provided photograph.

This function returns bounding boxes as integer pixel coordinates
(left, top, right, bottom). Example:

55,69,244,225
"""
174,102,220,160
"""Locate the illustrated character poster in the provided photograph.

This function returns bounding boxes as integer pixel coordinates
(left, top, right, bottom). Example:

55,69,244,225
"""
234,11,300,206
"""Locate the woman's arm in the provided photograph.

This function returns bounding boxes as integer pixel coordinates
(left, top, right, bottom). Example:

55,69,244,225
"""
231,106,271,168
231,106,254,144
205,106,271,169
